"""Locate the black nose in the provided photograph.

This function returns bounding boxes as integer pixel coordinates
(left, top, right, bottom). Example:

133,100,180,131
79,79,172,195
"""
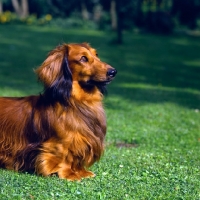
107,69,117,77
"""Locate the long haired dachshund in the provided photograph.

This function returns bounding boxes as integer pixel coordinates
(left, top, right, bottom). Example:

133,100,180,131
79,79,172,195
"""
0,43,117,180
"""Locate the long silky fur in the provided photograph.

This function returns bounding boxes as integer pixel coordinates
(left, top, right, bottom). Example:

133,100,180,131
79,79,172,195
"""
0,43,116,180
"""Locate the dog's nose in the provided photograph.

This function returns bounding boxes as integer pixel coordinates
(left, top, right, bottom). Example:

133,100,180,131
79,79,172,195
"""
107,69,117,78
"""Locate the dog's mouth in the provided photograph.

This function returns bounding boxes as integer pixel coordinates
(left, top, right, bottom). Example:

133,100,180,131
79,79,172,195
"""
87,79,112,86
79,79,110,94
79,79,112,92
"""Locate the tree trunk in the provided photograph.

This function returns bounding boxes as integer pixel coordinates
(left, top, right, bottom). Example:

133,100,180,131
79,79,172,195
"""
0,1,3,14
81,1,89,20
11,0,21,16
11,0,29,18
93,4,102,23
21,0,29,17
110,0,117,30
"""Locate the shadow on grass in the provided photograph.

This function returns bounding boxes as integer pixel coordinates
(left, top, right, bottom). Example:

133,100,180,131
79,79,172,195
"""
105,34,200,109
107,86,200,109
0,25,200,109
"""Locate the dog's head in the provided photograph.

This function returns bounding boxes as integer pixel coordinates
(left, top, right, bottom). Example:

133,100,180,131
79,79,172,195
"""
36,43,117,105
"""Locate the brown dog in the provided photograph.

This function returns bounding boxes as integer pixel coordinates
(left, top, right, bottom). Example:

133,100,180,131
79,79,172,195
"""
0,43,117,180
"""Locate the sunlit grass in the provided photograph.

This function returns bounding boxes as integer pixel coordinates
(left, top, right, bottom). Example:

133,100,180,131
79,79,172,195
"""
0,25,200,199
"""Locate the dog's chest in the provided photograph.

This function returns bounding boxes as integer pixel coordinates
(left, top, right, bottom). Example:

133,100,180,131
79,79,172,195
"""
56,103,106,139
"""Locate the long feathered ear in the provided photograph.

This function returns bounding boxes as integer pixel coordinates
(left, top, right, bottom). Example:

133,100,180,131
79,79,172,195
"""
35,45,72,105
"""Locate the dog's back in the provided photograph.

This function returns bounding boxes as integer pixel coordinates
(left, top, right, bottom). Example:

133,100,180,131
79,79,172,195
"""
0,96,53,171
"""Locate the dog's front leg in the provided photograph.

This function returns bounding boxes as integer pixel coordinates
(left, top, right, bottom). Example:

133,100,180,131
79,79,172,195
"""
35,137,95,181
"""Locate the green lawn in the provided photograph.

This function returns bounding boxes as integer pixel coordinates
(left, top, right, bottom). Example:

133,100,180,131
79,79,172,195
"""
0,25,200,200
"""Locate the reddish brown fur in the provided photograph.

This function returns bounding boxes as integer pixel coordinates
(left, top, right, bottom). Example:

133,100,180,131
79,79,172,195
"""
0,43,117,180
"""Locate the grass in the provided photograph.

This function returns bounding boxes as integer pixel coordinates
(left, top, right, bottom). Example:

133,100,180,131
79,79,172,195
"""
0,24,200,199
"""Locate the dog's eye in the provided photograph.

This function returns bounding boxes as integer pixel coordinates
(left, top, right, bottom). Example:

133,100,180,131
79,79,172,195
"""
80,56,88,62
96,53,98,57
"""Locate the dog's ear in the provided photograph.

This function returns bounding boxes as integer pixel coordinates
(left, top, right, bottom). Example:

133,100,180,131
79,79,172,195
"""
35,45,72,105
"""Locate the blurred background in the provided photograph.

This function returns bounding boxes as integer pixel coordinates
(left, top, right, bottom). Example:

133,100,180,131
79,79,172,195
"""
1,0,200,42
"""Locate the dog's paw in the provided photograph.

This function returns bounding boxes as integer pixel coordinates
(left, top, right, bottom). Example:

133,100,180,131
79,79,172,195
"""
58,169,81,181
78,169,96,179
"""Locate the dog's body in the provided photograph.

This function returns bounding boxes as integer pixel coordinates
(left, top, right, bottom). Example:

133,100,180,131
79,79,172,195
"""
0,43,117,180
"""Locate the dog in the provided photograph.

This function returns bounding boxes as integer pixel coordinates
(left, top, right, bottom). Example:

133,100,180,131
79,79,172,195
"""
0,43,117,180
